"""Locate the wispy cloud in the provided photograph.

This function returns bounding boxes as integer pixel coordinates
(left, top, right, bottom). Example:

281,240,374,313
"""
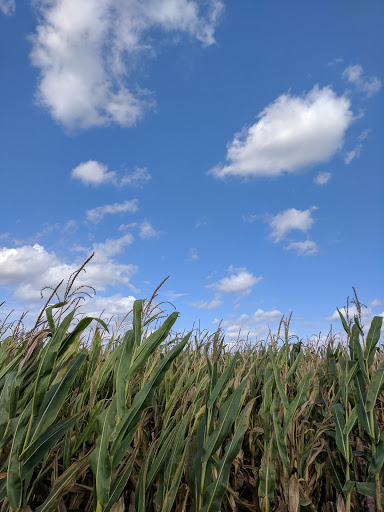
0,0,15,15
314,171,332,186
191,295,223,310
343,64,382,97
138,221,159,239
120,168,151,187
209,86,353,179
30,0,223,130
72,161,151,188
187,248,199,261
86,199,139,223
285,240,318,256
344,129,370,164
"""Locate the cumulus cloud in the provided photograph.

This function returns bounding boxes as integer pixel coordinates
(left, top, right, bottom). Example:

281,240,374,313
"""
209,86,353,179
30,0,223,129
191,295,223,310
0,239,138,303
71,162,151,188
71,160,116,186
327,305,384,331
314,171,332,186
208,266,262,296
343,65,382,97
80,294,136,319
268,207,317,242
86,199,139,223
285,240,318,256
222,308,283,341
0,0,14,15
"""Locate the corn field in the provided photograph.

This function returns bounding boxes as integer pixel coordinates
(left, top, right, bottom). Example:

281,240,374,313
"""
0,291,384,512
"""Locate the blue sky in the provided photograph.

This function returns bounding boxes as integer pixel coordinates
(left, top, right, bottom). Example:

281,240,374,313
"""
0,0,383,341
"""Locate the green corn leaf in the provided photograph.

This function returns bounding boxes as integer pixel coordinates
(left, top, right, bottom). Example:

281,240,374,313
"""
282,370,313,437
369,432,384,476
164,411,191,492
21,414,81,478
32,310,75,416
331,404,349,462
356,481,376,497
144,420,178,491
35,456,89,512
0,351,23,381
343,406,358,435
272,398,290,468
115,330,135,419
110,332,190,468
354,371,374,438
161,434,192,512
346,361,359,385
0,370,17,440
337,308,350,334
45,302,67,335
125,312,179,382
7,404,32,511
365,316,383,369
103,451,136,512
133,299,143,349
285,352,302,382
342,480,355,495
58,316,109,358
366,361,384,412
199,399,255,512
27,353,86,445
258,439,276,500
350,324,369,385
202,379,247,463
268,347,289,409
207,353,238,409
89,399,117,507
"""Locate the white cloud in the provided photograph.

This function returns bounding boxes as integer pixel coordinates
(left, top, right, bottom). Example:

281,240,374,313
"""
72,162,151,188
187,248,199,261
120,167,151,187
222,308,283,341
343,65,382,97
191,295,223,310
0,0,15,15
328,57,343,67
314,171,332,186
344,129,370,164
86,199,139,223
268,207,317,242
93,233,134,257
71,160,116,186
285,240,318,256
326,305,384,332
139,221,159,239
242,214,259,223
209,86,353,179
30,0,223,129
0,240,138,303
208,266,262,296
80,294,136,319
